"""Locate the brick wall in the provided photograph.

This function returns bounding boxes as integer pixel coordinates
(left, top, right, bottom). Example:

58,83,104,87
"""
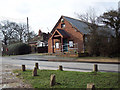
48,38,53,53
48,16,84,53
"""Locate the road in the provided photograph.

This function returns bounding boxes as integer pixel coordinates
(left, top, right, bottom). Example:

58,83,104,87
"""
1,55,120,72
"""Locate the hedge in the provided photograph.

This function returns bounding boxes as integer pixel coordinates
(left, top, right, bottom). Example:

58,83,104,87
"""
7,43,31,55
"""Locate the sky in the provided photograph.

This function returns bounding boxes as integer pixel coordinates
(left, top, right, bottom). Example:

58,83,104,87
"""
0,0,119,34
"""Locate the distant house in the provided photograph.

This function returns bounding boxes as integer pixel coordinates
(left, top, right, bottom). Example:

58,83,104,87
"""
37,40,48,47
48,16,114,54
29,29,49,53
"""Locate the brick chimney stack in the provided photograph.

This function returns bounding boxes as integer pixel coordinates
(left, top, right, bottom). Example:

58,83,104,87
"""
38,29,42,36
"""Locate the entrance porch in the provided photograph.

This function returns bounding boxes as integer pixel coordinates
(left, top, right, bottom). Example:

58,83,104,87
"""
51,29,69,53
51,29,78,54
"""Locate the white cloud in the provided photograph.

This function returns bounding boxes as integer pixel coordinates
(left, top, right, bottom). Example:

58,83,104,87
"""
0,0,119,34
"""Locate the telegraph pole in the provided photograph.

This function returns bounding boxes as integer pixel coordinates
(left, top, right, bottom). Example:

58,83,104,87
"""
118,1,120,13
27,17,29,43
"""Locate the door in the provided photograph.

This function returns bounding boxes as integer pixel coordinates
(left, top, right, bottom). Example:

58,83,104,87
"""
63,39,68,52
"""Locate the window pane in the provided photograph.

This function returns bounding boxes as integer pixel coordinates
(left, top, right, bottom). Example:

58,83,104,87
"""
69,41,73,47
85,37,87,42
61,19,64,22
61,23,65,28
55,42,59,48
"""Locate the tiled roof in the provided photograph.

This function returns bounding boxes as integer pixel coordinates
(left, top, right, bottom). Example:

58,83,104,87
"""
63,16,90,34
57,29,70,38
63,16,115,36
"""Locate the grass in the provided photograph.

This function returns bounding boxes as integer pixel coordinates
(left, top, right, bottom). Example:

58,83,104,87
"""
13,69,120,88
76,57,119,63
76,56,118,59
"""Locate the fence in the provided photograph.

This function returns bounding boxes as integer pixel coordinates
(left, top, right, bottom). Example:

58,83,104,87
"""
37,46,48,53
55,43,78,54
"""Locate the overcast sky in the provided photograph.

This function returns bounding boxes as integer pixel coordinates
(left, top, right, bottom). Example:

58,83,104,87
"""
0,0,119,34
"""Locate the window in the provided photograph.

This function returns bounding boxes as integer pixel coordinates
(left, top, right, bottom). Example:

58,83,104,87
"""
74,28,77,32
85,37,88,42
61,19,64,23
69,41,73,47
55,42,59,48
61,23,65,28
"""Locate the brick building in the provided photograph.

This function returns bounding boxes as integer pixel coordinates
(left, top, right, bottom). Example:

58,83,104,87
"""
48,16,91,54
29,29,49,53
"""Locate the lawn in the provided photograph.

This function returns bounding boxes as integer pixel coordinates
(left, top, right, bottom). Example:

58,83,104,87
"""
14,70,119,88
76,56,118,60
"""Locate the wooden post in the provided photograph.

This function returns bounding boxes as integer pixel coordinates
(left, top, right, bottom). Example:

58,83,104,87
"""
59,65,63,71
87,83,95,90
32,67,37,76
22,65,25,71
93,64,98,72
61,37,63,52
35,63,39,69
50,74,56,86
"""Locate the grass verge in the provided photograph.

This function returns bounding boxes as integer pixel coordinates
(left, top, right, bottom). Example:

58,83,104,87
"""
13,70,120,88
76,56,118,60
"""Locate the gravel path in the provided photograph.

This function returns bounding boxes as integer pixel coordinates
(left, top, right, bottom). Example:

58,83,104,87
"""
0,63,32,89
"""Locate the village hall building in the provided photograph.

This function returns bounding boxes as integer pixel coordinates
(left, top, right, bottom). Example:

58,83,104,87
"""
48,16,92,54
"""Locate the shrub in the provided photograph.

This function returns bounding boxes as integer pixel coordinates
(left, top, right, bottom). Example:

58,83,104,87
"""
7,43,31,55
79,51,89,57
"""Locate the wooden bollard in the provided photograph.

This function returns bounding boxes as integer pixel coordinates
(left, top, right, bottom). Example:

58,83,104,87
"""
22,65,26,71
35,63,39,69
93,64,98,72
32,67,37,76
59,65,63,71
50,74,56,86
87,83,95,90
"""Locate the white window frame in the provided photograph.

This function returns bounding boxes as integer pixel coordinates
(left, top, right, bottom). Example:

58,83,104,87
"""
85,37,88,42
69,41,74,48
61,23,65,28
61,19,64,22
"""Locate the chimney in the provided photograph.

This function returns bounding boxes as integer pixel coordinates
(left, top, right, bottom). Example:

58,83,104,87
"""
38,29,42,36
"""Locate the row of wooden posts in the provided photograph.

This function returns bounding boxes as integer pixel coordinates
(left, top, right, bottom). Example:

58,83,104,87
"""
22,63,39,76
21,63,98,89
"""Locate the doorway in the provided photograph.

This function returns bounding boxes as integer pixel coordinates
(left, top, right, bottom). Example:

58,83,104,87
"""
63,39,68,52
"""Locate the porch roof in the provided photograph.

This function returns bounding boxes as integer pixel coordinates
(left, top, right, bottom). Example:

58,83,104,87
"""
57,29,70,38
51,29,70,39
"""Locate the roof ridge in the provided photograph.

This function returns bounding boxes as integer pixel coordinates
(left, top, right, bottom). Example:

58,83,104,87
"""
62,15,91,35
62,15,89,24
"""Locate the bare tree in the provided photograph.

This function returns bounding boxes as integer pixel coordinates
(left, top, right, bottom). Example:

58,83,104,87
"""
0,20,15,45
0,20,36,45
75,7,98,24
100,10,120,39
14,23,27,42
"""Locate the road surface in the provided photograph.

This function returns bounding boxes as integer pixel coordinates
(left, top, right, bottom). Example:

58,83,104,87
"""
1,55,120,73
